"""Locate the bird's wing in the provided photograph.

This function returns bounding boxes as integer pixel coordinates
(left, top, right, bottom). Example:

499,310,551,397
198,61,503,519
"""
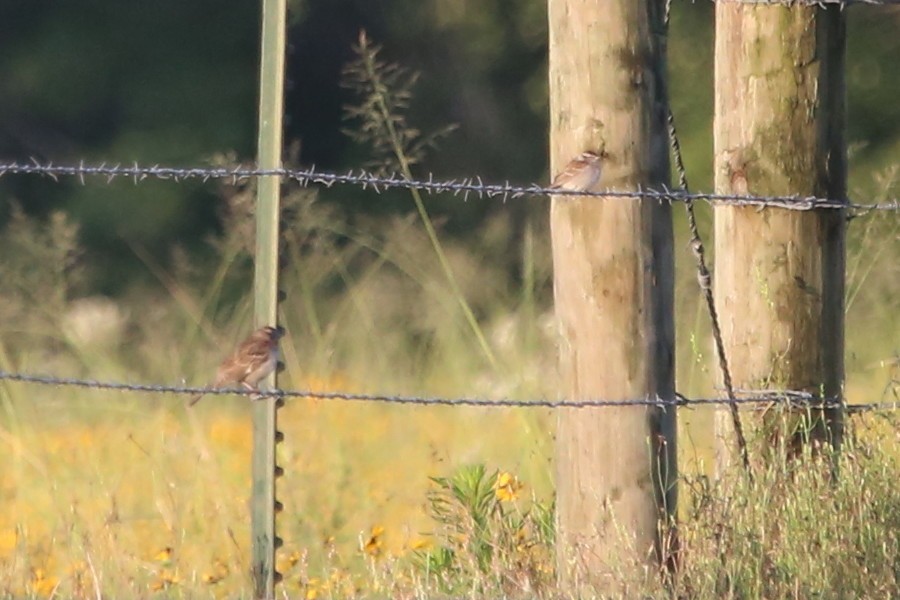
229,339,271,380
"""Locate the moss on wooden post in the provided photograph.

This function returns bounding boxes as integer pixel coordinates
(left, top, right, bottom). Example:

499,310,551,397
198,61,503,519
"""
713,5,846,468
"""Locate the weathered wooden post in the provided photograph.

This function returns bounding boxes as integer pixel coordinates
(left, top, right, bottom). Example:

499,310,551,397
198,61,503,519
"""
713,4,846,468
549,0,676,590
252,0,287,597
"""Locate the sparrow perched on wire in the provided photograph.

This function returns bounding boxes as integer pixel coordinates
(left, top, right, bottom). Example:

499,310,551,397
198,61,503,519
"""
549,150,606,193
188,325,285,406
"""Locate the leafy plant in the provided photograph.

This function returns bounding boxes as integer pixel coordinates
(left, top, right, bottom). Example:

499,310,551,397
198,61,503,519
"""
415,464,554,596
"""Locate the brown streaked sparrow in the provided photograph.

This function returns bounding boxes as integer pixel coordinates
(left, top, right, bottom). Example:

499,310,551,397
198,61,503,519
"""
549,150,606,193
188,325,285,406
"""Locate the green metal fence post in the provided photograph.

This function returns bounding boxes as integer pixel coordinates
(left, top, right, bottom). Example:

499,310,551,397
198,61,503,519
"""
252,0,286,597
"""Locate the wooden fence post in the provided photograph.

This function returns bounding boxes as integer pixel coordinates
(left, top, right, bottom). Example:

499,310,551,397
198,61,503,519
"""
252,0,287,597
549,0,676,590
713,4,846,468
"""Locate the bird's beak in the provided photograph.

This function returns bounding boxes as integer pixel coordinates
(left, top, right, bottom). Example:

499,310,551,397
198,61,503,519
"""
273,325,286,339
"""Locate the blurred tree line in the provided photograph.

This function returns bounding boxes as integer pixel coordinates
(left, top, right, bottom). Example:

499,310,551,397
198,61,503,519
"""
0,1,897,294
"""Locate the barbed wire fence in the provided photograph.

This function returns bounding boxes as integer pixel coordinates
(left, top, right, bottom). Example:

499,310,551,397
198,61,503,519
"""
1,370,897,414
2,161,897,212
1,96,898,600
1,0,899,593
0,160,897,417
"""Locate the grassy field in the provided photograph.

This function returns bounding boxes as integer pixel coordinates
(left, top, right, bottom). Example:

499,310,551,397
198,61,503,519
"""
0,169,898,598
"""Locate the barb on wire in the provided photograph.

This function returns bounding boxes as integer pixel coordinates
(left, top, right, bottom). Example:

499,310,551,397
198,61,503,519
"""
1,370,897,412
0,160,897,214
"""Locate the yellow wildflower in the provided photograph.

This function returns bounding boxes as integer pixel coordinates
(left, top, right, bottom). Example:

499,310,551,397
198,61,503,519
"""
301,576,323,600
201,559,229,584
363,525,385,557
201,572,224,585
276,549,302,573
494,471,524,502
410,538,431,551
153,546,173,562
150,568,180,591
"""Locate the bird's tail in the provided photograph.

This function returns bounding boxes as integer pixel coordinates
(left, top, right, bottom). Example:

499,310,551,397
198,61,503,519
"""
187,394,204,407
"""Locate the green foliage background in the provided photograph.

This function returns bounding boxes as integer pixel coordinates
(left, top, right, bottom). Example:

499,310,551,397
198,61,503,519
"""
0,2,897,294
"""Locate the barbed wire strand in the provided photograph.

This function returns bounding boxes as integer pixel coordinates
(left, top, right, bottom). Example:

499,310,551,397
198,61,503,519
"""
663,0,752,476
1,161,897,214
1,370,896,413
712,0,893,5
